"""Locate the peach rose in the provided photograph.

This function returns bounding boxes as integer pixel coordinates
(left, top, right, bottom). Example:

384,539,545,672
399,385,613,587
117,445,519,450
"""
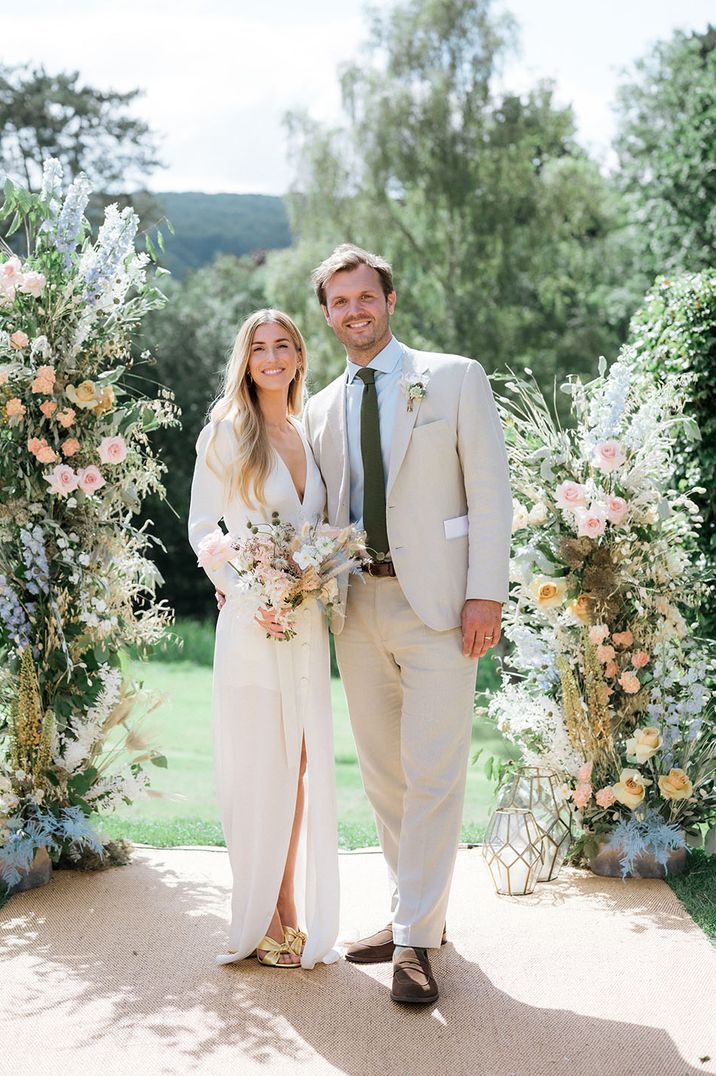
39,399,57,417
529,575,567,609
61,437,80,457
658,768,693,802
98,435,127,465
596,643,616,664
604,660,618,678
619,670,641,694
31,365,56,394
595,786,616,808
568,594,591,624
9,330,29,350
573,783,592,809
66,380,100,409
625,726,662,764
56,408,76,428
27,437,43,455
5,397,25,419
35,442,57,464
613,768,651,810
44,464,79,496
554,480,588,510
632,650,650,669
77,465,106,495
589,624,609,645
18,271,46,297
605,495,628,525
94,385,115,415
574,504,607,539
578,762,593,783
612,630,634,648
593,440,627,473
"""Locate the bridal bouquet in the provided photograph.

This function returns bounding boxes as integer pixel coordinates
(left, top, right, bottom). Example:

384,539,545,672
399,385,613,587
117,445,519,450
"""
198,515,368,640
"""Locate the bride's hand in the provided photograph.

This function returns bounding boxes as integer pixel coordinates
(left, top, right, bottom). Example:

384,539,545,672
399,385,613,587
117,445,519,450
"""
255,606,286,639
215,590,226,610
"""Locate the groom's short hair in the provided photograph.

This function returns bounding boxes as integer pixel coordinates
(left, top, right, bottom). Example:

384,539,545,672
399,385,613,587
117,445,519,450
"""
312,244,394,306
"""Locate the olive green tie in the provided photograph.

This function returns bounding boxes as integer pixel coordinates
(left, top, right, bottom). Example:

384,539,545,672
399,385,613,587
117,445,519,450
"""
356,367,389,560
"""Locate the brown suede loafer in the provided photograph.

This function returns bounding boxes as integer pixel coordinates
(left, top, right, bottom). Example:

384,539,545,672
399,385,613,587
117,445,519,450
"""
391,947,439,1005
345,923,448,964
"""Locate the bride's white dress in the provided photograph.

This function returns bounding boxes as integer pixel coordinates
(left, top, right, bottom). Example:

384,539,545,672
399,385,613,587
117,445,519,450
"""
188,416,339,968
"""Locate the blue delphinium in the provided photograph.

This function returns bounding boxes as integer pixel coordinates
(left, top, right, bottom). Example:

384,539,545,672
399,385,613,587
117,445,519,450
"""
0,574,32,649
81,203,139,304
50,172,92,263
19,525,50,598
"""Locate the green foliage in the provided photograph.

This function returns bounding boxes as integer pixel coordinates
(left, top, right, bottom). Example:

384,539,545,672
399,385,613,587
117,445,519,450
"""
615,26,716,277
267,0,634,394
627,271,716,633
668,848,716,944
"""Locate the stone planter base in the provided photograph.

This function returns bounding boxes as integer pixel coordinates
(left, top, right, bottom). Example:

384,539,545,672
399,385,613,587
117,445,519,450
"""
6,846,53,895
589,840,687,879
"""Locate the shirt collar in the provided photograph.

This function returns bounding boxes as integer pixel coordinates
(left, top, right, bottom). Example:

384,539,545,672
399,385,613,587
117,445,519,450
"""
346,335,403,384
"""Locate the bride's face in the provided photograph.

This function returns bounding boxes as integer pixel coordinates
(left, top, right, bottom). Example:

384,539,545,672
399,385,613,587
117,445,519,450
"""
247,323,301,396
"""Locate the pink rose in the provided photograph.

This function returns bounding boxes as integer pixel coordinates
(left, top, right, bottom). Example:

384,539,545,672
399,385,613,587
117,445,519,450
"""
612,630,634,648
594,440,626,473
619,670,641,694
57,408,76,428
197,528,235,571
596,643,616,664
10,330,29,350
554,480,588,511
5,397,25,419
27,437,43,455
44,464,79,496
574,504,607,539
605,495,628,525
578,762,593,783
589,624,609,645
0,256,22,285
61,437,80,458
35,442,57,464
77,465,106,495
39,400,57,417
18,271,46,298
573,783,592,809
98,435,127,465
31,365,56,393
604,660,618,678
595,786,616,808
632,650,650,669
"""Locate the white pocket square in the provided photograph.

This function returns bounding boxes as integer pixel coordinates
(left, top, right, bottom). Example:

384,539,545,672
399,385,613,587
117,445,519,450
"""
444,514,469,540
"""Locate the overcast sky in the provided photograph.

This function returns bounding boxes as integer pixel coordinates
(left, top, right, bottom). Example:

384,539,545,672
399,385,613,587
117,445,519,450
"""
3,0,714,194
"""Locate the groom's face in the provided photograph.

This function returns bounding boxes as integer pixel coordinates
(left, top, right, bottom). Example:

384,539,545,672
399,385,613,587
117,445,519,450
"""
321,264,396,360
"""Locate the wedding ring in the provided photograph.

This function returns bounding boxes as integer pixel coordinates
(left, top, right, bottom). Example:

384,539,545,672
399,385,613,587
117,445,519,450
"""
484,634,494,640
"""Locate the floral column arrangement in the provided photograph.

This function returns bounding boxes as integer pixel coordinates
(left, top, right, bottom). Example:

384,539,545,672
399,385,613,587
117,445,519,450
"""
488,357,715,875
0,162,178,890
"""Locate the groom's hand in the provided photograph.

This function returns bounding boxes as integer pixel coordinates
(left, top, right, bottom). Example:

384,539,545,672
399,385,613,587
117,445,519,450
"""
461,599,502,659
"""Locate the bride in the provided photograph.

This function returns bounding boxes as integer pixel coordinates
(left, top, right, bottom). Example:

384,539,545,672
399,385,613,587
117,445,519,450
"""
188,309,339,969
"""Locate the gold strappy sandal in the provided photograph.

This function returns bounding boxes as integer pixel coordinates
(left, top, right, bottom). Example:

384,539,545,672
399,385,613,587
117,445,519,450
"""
283,926,308,958
256,934,301,969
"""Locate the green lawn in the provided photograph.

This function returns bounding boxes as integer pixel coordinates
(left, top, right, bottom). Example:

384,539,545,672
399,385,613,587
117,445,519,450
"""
97,658,516,850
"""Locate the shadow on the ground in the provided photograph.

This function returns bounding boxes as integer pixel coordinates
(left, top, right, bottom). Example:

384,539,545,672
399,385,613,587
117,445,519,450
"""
0,852,709,1076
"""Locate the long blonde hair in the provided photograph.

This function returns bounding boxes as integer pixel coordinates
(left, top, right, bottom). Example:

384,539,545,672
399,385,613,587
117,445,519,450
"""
207,309,307,507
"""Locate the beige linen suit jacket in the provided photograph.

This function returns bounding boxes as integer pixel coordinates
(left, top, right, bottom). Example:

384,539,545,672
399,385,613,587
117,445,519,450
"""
303,343,512,634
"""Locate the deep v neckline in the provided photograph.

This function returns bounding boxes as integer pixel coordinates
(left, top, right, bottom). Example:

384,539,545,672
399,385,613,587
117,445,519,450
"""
272,416,309,508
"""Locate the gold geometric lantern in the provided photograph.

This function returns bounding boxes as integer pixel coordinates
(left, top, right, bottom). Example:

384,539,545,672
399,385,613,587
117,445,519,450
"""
497,766,572,881
482,808,544,895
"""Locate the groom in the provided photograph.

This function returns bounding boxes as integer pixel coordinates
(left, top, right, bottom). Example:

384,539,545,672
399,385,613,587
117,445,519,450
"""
303,245,512,1005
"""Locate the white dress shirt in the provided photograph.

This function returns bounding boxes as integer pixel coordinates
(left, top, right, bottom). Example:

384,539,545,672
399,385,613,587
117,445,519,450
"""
345,334,404,528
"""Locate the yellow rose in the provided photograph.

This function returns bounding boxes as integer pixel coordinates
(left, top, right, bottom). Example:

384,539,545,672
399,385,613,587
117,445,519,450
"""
93,384,115,415
66,380,100,409
613,768,651,810
529,575,567,609
658,768,693,801
567,593,591,624
625,726,662,765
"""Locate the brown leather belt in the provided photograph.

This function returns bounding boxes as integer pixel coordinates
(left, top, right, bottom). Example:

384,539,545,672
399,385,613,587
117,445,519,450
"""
360,560,397,577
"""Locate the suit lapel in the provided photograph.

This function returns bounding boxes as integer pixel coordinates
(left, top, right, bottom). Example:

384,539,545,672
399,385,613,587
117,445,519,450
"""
319,373,350,525
387,347,429,494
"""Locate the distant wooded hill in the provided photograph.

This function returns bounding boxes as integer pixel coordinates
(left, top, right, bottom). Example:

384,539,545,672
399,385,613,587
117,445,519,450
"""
151,191,291,278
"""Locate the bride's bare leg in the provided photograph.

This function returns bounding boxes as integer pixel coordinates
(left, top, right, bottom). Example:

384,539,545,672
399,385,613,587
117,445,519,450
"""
277,737,307,930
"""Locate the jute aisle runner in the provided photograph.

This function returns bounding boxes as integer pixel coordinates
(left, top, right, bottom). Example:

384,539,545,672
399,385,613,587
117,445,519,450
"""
0,846,713,1076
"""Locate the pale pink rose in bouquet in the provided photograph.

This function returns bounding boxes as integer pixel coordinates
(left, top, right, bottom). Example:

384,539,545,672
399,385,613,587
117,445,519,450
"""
44,464,79,496
10,330,29,350
632,650,650,668
596,643,616,664
604,495,628,524
593,440,626,473
0,257,22,298
573,783,592,809
5,397,25,419
588,624,609,645
61,437,80,457
98,435,127,465
577,762,593,783
18,271,46,297
619,669,641,694
197,528,237,572
57,408,76,428
31,364,56,393
39,399,58,417
612,630,633,648
554,480,588,510
574,504,607,539
595,786,616,808
77,465,106,495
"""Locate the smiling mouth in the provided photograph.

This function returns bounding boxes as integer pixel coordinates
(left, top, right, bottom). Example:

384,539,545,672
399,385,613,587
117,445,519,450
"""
346,320,371,331
260,367,286,375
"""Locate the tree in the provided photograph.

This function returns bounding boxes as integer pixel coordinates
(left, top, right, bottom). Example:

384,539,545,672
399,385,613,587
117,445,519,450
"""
615,26,716,277
267,0,633,394
0,64,161,193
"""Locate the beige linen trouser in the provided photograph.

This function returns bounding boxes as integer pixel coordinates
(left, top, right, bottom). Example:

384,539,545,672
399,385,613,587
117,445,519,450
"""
335,574,477,948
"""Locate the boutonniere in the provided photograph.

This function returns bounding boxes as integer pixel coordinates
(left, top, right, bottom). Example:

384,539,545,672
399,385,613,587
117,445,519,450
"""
400,374,429,412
